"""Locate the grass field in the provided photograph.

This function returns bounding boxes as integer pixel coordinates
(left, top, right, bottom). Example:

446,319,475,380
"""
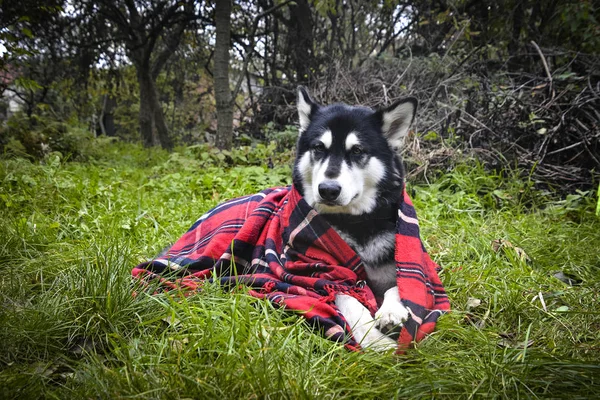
1,141,599,399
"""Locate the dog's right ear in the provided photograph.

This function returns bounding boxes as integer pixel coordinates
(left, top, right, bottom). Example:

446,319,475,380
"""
297,86,318,133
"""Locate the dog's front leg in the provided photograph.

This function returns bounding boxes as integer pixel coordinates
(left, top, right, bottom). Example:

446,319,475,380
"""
335,294,396,351
375,286,410,332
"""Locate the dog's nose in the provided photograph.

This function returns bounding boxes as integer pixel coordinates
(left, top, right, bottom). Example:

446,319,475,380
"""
318,181,341,202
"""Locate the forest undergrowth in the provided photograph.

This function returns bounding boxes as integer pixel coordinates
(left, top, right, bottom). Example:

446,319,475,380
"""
0,140,599,399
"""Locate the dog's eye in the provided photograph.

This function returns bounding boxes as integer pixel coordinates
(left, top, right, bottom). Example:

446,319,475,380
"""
312,143,326,152
351,145,364,155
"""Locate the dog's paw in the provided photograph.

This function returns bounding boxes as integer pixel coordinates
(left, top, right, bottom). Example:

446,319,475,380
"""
361,329,397,352
375,301,410,332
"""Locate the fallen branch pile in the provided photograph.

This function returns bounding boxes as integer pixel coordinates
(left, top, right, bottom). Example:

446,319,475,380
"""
258,46,599,191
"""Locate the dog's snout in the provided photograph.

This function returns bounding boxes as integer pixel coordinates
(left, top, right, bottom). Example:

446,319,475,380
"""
318,181,342,202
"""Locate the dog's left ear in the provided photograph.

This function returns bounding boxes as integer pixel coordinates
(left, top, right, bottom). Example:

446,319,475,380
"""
376,97,418,150
297,86,319,133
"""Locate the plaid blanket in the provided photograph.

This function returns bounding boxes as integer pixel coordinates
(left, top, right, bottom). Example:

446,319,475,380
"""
132,185,450,351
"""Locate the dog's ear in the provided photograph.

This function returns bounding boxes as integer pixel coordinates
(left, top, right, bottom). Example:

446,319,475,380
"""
297,86,318,133
376,97,417,150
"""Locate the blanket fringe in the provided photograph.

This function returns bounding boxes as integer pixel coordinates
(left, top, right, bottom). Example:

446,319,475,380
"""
261,280,276,294
319,284,338,304
320,283,375,315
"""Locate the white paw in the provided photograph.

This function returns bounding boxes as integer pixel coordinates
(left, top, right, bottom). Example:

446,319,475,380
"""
334,293,396,352
375,287,410,332
375,301,409,331
360,329,397,352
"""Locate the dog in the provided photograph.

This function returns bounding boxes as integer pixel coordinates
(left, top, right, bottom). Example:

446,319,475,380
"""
293,87,417,350
133,86,448,351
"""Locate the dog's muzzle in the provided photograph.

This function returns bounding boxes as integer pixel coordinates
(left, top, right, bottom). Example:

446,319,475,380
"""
318,180,342,204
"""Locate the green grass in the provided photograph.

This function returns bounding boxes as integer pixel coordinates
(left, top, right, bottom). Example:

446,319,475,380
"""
1,141,599,399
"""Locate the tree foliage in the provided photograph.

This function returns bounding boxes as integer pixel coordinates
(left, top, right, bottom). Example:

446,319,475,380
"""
86,0,200,150
1,0,598,188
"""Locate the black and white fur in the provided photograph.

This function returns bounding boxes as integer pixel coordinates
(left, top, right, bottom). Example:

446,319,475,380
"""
293,87,417,351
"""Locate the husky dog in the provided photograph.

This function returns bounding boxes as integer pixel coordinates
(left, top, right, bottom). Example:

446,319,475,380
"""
293,87,417,350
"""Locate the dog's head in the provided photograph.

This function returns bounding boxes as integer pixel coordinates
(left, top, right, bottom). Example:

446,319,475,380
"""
292,87,417,215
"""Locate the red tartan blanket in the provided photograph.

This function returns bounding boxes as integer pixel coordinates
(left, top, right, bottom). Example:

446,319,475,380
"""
132,185,450,351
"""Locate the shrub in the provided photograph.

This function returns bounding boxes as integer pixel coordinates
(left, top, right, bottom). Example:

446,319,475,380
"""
1,112,95,161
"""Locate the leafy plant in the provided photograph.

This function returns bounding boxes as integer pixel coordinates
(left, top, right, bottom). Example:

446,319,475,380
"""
1,113,96,161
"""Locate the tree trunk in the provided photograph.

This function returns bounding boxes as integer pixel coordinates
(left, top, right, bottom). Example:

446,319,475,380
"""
152,85,173,151
271,16,279,85
99,95,107,136
137,68,156,147
288,0,313,83
136,66,173,150
99,94,117,137
508,0,524,72
214,0,233,150
104,95,117,137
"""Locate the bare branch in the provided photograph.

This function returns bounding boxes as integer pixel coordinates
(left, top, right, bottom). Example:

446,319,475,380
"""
231,0,294,101
531,40,555,99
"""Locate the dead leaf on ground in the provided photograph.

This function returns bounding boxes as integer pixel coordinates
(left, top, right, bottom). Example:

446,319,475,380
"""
34,362,59,377
463,302,488,329
69,337,103,356
497,333,535,349
466,297,482,309
552,271,582,286
162,315,182,327
498,338,535,349
171,337,190,352
491,239,505,252
491,239,532,264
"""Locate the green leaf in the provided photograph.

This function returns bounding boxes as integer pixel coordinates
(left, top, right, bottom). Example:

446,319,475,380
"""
22,27,34,38
14,77,43,91
423,131,439,141
556,72,578,80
